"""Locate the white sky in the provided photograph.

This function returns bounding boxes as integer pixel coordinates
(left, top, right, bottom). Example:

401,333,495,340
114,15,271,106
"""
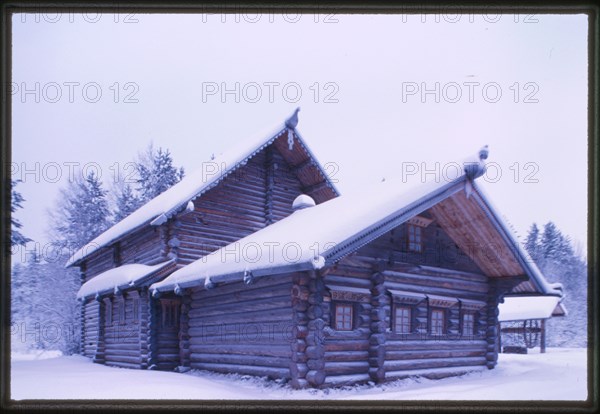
11,13,588,259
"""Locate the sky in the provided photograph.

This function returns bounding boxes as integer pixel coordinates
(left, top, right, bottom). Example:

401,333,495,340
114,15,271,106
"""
10,12,588,262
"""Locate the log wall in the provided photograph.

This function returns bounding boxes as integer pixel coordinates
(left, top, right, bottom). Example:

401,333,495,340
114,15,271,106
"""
174,146,305,267
315,221,493,386
186,274,295,380
103,292,143,369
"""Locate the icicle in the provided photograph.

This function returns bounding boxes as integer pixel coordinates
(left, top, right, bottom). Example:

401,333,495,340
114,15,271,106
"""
174,284,182,296
151,288,161,298
95,292,101,302
114,286,121,295
287,129,294,150
464,179,473,199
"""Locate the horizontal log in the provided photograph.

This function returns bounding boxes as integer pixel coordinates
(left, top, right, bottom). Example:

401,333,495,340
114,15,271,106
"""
386,364,487,381
190,352,290,368
190,362,290,379
323,340,370,352
189,344,292,358
105,355,143,365
322,373,371,387
385,348,486,360
385,339,488,351
324,351,369,362
188,295,292,319
384,356,487,372
188,308,294,328
324,361,370,375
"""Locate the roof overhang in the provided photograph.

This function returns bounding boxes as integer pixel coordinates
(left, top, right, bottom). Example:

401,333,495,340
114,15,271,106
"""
77,260,175,301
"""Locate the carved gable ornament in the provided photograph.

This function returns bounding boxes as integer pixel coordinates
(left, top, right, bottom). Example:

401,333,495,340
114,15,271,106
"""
406,215,434,228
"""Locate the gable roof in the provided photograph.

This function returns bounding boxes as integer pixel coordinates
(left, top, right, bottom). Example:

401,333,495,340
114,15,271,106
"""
151,149,562,298
66,109,339,267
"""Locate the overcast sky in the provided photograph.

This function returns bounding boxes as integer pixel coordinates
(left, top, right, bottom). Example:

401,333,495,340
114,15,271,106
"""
11,12,588,261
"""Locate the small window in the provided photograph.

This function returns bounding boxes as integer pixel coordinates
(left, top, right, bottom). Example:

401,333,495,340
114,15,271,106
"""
334,303,353,331
394,306,412,334
462,312,475,337
407,224,423,253
133,298,140,322
430,309,445,335
161,300,179,329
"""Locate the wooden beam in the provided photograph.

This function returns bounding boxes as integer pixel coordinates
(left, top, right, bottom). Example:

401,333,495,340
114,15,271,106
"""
290,158,314,175
301,181,329,196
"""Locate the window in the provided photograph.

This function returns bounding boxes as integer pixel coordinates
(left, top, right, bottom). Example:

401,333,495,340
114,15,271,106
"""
430,309,445,335
334,303,353,331
407,224,423,253
394,306,412,334
161,300,179,329
462,312,475,337
133,298,140,322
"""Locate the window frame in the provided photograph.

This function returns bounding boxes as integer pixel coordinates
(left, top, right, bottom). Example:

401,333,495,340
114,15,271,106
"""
393,304,414,334
407,224,423,253
333,302,354,331
429,308,446,336
461,311,475,337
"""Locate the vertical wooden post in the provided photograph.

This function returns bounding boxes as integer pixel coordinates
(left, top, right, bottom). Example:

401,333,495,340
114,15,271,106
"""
179,292,191,368
540,319,546,354
290,272,310,389
369,272,388,383
485,287,500,369
147,292,159,370
305,270,326,387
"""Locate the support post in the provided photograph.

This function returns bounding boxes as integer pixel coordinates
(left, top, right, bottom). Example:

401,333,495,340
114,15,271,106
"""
369,271,388,383
305,270,326,387
290,272,310,389
540,318,546,354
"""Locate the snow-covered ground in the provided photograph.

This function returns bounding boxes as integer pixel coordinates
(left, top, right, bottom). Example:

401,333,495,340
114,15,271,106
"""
11,348,587,401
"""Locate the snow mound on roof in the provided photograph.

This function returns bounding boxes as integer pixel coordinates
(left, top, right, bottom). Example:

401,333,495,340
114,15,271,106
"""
77,261,173,299
498,296,561,322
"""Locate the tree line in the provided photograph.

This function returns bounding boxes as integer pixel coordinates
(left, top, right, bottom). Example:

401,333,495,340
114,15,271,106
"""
10,144,184,354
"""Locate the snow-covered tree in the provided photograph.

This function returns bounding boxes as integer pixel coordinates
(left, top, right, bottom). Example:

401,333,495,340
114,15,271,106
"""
113,182,142,222
136,143,185,204
524,222,587,347
50,171,111,252
11,179,31,247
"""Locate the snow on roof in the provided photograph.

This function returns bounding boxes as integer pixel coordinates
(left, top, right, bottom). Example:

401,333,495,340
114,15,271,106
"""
498,295,561,322
67,109,335,267
151,160,478,293
77,261,174,300
151,147,560,298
